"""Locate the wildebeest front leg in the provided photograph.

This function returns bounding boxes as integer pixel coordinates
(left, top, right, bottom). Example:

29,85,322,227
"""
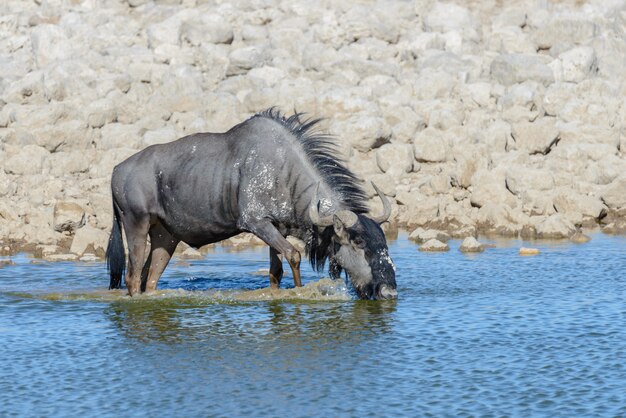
269,247,283,289
247,219,302,288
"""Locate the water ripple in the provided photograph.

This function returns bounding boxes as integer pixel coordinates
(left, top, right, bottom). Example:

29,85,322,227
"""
1,233,625,417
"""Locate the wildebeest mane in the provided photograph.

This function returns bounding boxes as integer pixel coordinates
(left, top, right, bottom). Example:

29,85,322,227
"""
254,108,369,272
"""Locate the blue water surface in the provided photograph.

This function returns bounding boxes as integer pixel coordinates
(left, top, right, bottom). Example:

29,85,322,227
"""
1,232,625,417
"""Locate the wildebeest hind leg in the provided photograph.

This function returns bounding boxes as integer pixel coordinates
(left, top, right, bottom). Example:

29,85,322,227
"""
122,216,150,296
269,247,283,289
247,220,302,287
144,222,180,292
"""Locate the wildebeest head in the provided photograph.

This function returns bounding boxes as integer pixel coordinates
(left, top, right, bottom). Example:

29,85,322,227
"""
309,183,397,300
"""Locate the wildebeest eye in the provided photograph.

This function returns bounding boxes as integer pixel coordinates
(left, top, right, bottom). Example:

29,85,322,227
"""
353,237,365,248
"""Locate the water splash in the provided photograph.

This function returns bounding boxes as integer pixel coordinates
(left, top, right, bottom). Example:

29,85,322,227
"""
9,278,351,303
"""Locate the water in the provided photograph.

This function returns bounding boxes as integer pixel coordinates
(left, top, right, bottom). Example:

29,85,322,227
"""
1,233,625,417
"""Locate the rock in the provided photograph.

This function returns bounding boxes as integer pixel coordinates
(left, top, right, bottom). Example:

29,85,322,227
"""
413,127,449,163
519,247,540,256
338,115,391,153
601,176,626,212
570,230,591,243
419,239,449,252
470,169,517,208
459,236,484,253
69,225,109,256
0,169,17,197
98,123,142,150
490,54,554,86
423,3,476,34
375,143,413,175
143,126,178,147
553,188,606,221
30,24,73,68
227,46,266,76
44,253,79,262
53,202,85,233
181,15,233,46
559,47,597,83
4,145,49,175
505,165,555,196
535,214,576,239
180,247,204,259
475,203,526,237
532,18,597,50
511,118,560,155
408,227,450,244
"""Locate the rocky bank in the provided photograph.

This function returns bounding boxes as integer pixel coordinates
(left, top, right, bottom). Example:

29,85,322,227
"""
0,0,625,260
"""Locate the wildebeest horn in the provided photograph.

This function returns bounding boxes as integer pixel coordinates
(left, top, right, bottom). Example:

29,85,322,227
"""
309,183,334,227
370,182,391,224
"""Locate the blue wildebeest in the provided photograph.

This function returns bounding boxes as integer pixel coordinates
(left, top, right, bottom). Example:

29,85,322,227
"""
106,109,397,299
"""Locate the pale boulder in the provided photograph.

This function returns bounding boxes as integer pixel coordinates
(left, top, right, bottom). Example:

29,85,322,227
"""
53,202,85,233
459,236,484,253
408,227,450,244
69,225,109,257
535,214,576,239
143,126,178,147
30,24,73,68
341,115,391,153
510,118,560,155
413,127,449,163
475,203,526,236
553,188,607,220
0,170,16,197
505,165,555,196
559,47,597,83
375,143,413,175
4,145,49,175
601,175,626,212
469,169,517,208
419,239,449,252
490,54,554,86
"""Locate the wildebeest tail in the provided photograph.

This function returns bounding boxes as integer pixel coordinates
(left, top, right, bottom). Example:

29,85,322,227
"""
106,202,125,289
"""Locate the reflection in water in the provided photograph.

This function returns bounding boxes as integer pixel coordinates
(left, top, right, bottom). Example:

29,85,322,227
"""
105,297,397,346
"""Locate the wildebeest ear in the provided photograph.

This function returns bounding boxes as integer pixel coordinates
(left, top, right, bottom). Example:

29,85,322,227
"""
332,215,350,243
332,211,356,244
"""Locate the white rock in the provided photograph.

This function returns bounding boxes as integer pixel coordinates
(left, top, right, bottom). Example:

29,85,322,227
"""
53,201,85,233
69,225,110,256
409,227,450,244
413,127,449,163
0,169,16,197
98,123,142,150
535,214,576,239
227,46,266,76
375,143,413,175
559,47,597,83
505,165,555,196
143,126,178,147
511,118,560,155
30,24,73,68
419,238,449,252
4,145,49,175
459,236,484,253
532,19,597,50
424,3,476,33
553,188,606,220
470,169,517,208
601,175,626,211
490,54,554,86
475,203,526,236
